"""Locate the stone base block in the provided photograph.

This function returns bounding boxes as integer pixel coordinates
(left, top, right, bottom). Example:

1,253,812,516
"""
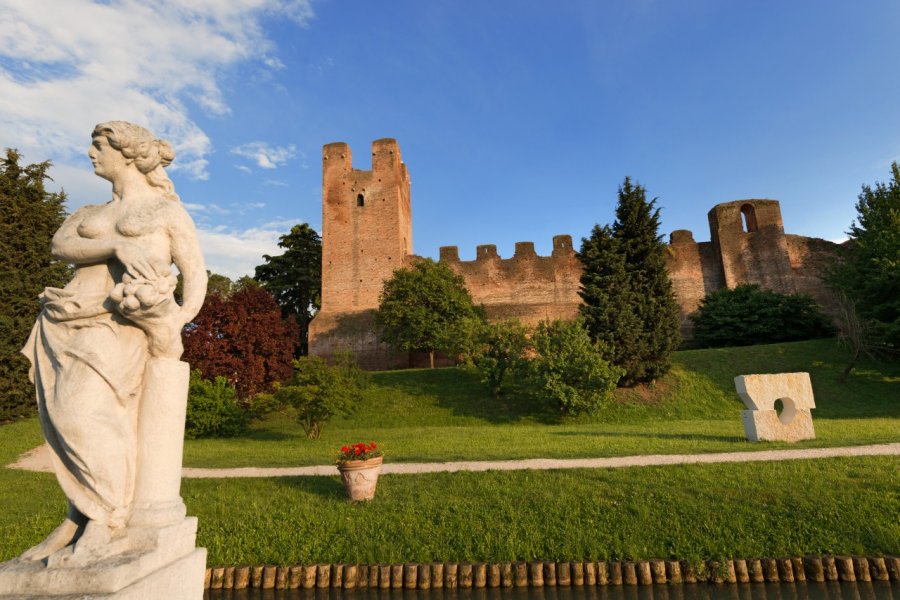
742,409,815,442
0,519,205,599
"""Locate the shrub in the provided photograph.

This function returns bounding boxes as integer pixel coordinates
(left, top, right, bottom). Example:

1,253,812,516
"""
473,319,531,396
690,284,835,348
185,370,247,439
273,353,368,439
527,319,624,415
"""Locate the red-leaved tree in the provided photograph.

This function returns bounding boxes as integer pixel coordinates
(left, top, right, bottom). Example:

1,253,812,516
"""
182,284,299,400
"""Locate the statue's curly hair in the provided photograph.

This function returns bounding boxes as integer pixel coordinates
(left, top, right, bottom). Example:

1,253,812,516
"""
92,121,179,201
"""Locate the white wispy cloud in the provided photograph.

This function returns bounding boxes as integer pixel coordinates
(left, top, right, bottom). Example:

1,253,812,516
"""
231,142,298,169
0,0,313,189
196,220,306,280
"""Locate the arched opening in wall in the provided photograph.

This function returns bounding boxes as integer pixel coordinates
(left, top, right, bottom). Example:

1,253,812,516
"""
740,203,758,233
357,194,365,207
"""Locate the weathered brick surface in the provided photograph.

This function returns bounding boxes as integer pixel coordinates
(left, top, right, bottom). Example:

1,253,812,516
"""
309,141,840,368
440,235,582,326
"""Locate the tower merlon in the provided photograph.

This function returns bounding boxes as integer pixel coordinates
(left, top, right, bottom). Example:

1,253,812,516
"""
372,138,403,175
514,241,537,258
439,246,460,262
323,142,352,173
476,244,499,260
552,235,574,256
670,230,695,244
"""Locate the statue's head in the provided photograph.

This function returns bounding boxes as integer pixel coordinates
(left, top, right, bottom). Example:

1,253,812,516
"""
91,121,178,199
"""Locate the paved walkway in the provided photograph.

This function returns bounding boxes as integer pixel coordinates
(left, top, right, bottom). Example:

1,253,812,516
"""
10,442,900,479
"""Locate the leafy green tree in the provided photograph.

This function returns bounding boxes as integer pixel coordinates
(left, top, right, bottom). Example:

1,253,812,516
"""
690,284,835,348
255,224,322,355
270,353,368,439
473,319,531,396
376,258,480,368
0,150,69,422
185,370,247,439
828,162,900,350
176,270,234,302
579,178,681,385
527,319,623,415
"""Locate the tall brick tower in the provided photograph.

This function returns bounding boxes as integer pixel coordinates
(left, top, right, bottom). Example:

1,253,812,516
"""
308,139,413,368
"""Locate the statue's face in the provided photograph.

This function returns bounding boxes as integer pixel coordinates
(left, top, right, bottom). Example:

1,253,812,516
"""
88,135,129,182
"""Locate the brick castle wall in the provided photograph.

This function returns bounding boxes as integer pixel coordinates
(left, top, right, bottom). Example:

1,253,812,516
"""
309,140,840,368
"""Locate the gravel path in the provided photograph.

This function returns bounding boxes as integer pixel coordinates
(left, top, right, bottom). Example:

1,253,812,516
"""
9,442,900,478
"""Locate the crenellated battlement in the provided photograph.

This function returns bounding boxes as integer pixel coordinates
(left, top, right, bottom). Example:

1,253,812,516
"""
440,235,576,265
437,235,582,325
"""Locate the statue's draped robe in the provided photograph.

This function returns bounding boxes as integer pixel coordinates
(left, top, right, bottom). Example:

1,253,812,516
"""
22,287,147,529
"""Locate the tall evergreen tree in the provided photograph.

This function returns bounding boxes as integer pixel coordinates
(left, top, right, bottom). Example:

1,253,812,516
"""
254,223,322,355
579,177,681,385
827,162,900,350
0,150,69,421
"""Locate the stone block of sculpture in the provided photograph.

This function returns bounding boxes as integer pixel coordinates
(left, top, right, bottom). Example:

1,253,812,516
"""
734,372,816,442
0,122,208,599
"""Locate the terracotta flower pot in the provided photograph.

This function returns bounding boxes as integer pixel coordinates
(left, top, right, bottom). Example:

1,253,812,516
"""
337,456,383,501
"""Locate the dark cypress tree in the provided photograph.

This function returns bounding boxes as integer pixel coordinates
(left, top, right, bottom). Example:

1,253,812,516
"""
579,177,681,385
254,223,322,356
0,150,70,421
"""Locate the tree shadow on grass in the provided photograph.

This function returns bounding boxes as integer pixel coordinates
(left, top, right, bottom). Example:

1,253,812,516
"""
551,430,745,443
371,367,560,424
241,429,294,442
273,475,345,500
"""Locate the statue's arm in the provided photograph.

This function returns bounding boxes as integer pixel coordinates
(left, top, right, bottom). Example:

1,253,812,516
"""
168,206,207,324
52,206,155,278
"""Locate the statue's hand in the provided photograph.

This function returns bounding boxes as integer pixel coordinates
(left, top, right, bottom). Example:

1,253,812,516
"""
114,242,161,280
110,271,184,359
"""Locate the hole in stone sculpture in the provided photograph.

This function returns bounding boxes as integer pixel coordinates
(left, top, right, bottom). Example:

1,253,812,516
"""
775,397,796,426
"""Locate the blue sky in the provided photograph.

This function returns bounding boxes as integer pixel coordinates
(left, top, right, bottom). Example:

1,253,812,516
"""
2,1,899,279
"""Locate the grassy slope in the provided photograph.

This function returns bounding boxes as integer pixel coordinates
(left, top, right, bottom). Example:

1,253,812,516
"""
1,339,897,564
182,339,900,467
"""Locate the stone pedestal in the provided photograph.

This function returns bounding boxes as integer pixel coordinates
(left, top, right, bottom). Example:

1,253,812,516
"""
0,518,205,599
130,358,190,528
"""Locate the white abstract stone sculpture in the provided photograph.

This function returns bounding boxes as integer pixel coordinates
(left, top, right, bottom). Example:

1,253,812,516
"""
0,122,208,599
735,372,816,442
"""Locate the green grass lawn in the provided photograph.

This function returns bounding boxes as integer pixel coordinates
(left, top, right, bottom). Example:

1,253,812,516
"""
181,339,900,467
1,338,897,565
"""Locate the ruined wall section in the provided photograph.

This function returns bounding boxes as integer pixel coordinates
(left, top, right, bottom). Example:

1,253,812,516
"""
784,234,842,316
439,235,582,324
665,230,725,337
308,139,413,370
709,200,796,294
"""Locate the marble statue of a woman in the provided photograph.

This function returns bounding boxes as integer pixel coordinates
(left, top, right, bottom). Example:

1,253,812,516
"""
17,121,208,570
